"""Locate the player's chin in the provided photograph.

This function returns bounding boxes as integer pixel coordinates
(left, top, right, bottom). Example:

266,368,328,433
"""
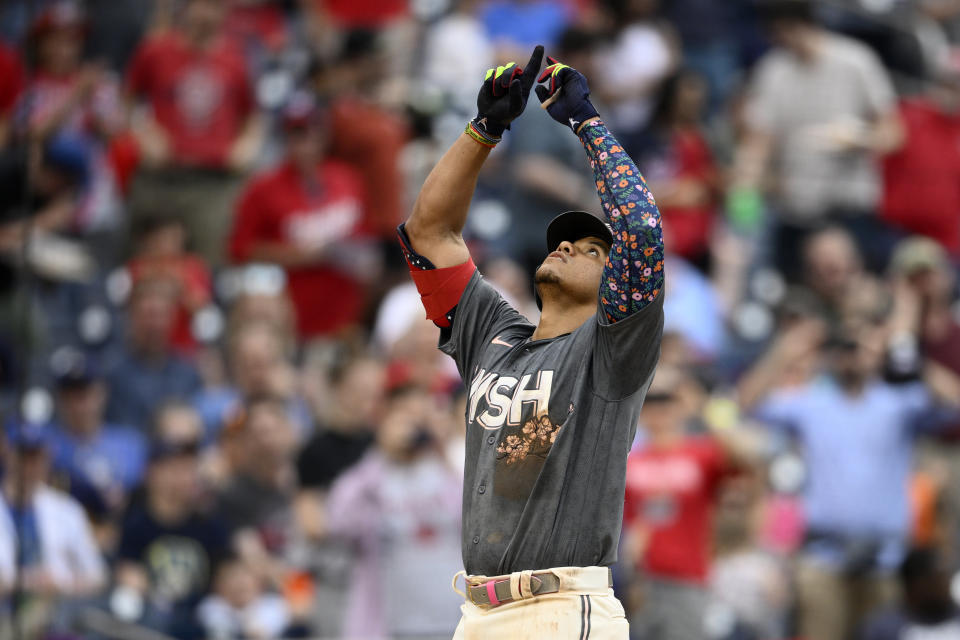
534,262,562,285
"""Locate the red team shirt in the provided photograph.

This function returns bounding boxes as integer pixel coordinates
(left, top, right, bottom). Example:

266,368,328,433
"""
230,160,369,338
126,32,253,168
883,98,960,254
225,2,288,53
644,131,717,258
654,130,718,261
624,437,730,583
128,254,212,352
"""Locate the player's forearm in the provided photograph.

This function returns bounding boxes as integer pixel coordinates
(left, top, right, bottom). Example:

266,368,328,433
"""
578,119,663,255
404,134,489,263
578,119,664,319
405,47,542,268
577,118,618,216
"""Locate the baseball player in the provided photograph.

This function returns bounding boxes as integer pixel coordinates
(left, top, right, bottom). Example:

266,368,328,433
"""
399,45,665,638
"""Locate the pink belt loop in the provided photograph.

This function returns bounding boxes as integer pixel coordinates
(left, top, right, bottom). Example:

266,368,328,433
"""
485,580,501,606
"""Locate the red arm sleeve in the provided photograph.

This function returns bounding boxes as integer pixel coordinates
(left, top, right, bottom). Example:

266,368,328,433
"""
397,223,475,328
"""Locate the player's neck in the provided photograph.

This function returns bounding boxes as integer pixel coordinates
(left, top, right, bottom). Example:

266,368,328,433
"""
532,301,595,341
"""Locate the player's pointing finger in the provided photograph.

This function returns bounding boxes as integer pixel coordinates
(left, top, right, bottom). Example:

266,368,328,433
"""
520,45,545,89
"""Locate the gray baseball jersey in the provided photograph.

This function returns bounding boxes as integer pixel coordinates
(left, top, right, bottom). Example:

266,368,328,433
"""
441,270,664,576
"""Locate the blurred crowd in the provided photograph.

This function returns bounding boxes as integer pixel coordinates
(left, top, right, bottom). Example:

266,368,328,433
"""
1,0,960,639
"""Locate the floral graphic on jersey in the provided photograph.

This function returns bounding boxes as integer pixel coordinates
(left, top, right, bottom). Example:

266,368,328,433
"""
578,120,665,323
496,413,561,464
498,434,531,464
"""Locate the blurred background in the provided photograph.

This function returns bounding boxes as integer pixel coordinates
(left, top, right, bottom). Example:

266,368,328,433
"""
1,0,960,639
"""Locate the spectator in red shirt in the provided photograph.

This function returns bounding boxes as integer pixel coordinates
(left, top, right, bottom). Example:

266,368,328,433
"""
127,216,212,354
623,367,753,640
229,92,378,340
223,0,289,66
882,67,960,256
18,1,126,235
125,0,264,265
638,69,720,272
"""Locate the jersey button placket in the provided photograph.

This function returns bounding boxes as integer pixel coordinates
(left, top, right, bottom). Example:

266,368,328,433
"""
486,435,495,445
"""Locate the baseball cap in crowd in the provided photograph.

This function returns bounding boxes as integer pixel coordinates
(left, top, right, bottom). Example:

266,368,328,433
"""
29,0,87,41
51,348,101,389
281,91,325,131
44,134,92,188
889,237,950,276
5,422,52,452
546,211,614,254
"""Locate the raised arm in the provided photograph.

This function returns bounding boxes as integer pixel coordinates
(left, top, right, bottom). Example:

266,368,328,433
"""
404,135,489,268
535,59,664,322
578,119,663,322
737,318,825,412
403,46,544,269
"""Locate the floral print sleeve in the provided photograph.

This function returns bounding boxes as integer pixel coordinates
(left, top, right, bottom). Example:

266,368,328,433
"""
578,120,664,323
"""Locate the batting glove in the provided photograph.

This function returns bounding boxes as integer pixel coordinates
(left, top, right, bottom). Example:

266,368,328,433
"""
468,45,544,146
535,57,600,134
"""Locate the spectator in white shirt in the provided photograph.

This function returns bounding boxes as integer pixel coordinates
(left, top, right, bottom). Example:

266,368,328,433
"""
733,0,904,275
0,422,106,634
